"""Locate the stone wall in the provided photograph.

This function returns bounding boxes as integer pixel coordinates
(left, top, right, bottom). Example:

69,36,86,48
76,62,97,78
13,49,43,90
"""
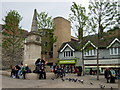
2,48,24,69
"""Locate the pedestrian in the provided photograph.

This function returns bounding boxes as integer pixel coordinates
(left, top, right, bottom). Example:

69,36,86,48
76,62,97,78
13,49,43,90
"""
90,68,93,75
77,66,82,76
74,66,78,74
41,58,45,65
104,67,111,83
61,65,65,76
110,68,116,83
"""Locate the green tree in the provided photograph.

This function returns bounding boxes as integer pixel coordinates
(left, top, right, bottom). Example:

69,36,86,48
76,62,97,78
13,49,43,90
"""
88,0,119,38
37,12,54,29
2,10,24,67
37,12,57,61
69,2,88,75
69,2,88,41
88,0,119,80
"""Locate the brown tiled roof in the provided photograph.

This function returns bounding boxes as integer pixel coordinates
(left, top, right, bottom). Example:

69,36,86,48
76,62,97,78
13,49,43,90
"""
58,29,120,52
82,29,120,48
58,40,80,52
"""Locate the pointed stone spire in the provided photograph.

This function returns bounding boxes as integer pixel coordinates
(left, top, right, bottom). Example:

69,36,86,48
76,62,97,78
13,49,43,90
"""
31,9,38,31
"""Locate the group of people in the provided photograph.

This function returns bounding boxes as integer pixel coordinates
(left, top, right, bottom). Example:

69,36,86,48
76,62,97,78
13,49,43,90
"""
11,58,46,80
10,63,31,79
11,59,118,83
53,65,78,73
33,58,46,79
53,64,82,78
104,67,117,83
53,64,65,78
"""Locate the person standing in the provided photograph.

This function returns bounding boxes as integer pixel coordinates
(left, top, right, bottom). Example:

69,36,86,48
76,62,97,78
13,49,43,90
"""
61,65,65,76
90,68,93,75
110,68,116,83
104,67,111,83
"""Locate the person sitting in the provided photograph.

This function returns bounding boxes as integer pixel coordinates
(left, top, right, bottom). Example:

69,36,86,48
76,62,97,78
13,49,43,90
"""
33,58,41,73
39,65,46,79
18,63,25,79
22,64,32,79
14,64,21,78
35,58,41,66
10,65,17,78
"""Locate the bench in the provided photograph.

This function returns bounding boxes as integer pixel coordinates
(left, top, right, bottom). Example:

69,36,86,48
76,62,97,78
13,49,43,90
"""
25,72,55,80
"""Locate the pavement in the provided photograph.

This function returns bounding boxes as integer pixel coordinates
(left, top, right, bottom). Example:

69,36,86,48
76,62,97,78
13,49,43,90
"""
0,70,120,89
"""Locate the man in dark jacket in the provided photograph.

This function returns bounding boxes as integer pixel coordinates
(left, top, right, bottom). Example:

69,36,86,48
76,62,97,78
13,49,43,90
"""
104,67,111,83
39,65,46,79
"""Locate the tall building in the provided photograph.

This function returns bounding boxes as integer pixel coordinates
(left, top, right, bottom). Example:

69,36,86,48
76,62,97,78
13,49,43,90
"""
53,17,71,64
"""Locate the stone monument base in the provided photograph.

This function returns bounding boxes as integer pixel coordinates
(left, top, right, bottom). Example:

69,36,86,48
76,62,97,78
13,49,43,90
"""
25,73,54,80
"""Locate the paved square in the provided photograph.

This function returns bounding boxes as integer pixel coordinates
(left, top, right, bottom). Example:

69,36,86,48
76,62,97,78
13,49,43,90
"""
1,73,119,89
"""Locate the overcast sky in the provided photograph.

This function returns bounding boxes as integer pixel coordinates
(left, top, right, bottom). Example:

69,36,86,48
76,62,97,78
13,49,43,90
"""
0,0,89,36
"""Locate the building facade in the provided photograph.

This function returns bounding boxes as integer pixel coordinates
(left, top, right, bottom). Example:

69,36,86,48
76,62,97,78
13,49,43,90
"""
58,29,120,73
53,17,71,64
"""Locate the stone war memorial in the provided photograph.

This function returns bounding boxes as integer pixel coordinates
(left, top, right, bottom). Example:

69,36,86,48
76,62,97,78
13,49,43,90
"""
24,9,41,66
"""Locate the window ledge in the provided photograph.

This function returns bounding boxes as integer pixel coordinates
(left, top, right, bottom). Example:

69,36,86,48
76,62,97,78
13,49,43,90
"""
84,55,97,57
110,54,119,56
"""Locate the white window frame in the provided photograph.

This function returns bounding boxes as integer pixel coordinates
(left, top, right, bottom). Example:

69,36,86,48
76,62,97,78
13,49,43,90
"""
110,48,118,55
63,51,74,57
84,49,97,56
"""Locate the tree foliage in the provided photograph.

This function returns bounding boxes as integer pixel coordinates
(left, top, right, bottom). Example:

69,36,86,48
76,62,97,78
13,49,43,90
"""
2,10,24,63
88,0,119,37
69,2,88,41
37,12,54,29
37,11,57,57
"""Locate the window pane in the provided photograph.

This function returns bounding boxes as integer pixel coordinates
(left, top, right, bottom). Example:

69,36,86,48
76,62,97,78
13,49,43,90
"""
94,49,96,55
66,52,68,57
71,51,73,56
114,48,117,54
90,50,92,55
92,50,94,55
111,48,113,55
69,51,70,57
88,50,89,55
64,52,65,57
